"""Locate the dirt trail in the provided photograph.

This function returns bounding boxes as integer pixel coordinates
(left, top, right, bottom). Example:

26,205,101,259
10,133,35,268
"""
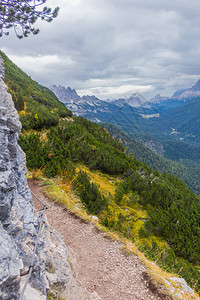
29,180,169,300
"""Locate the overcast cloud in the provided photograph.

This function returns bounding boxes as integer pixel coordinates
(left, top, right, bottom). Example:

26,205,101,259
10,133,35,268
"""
1,0,200,100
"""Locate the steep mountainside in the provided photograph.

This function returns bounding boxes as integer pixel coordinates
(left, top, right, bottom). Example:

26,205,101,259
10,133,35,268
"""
19,116,200,296
3,52,200,298
172,79,200,100
151,97,200,143
49,84,114,120
50,82,200,144
50,85,81,102
147,79,200,108
50,84,200,178
0,51,72,130
0,57,73,300
103,123,200,195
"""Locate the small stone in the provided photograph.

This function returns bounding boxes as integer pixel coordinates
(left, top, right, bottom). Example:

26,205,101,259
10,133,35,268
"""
170,277,194,294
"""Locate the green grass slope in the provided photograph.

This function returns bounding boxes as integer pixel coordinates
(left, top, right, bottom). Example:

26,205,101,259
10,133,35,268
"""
2,52,200,295
0,51,72,130
19,116,200,294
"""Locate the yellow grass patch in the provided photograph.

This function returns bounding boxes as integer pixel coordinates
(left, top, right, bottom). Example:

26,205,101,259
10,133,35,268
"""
31,167,44,180
18,102,27,115
76,164,121,197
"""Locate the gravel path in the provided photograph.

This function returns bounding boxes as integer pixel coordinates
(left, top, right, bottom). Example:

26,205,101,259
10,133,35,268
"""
29,180,168,300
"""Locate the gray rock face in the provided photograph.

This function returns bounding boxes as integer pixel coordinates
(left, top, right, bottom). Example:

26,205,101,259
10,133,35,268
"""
170,277,194,295
0,56,71,299
50,85,81,103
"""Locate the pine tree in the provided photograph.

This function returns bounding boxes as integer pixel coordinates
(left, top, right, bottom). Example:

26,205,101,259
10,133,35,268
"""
0,0,59,38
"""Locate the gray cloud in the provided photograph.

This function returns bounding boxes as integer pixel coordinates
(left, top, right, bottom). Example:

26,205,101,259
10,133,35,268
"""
1,0,200,99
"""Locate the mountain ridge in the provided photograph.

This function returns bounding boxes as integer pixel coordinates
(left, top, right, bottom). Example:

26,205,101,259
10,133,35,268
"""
2,52,200,298
49,80,200,143
50,78,200,110
0,51,72,131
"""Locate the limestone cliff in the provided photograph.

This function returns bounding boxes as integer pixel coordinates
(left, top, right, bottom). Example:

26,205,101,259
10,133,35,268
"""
0,57,71,299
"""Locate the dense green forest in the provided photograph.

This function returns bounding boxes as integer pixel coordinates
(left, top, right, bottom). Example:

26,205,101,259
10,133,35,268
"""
151,97,200,143
0,51,72,130
19,117,141,177
2,52,200,294
19,117,200,293
104,123,200,195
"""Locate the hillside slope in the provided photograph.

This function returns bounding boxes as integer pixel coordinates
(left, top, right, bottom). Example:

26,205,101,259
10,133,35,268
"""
151,97,200,143
0,51,72,130
2,52,200,298
103,123,200,195
50,84,200,165
19,116,200,296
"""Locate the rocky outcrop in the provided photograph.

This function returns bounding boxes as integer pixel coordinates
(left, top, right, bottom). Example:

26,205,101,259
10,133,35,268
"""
0,57,71,299
50,85,81,103
144,139,165,156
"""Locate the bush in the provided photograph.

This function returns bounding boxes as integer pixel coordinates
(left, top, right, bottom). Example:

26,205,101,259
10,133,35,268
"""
75,171,108,214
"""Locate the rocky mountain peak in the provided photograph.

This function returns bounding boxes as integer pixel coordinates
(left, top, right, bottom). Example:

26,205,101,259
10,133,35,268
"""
112,95,146,107
148,78,200,105
172,88,187,98
50,85,80,103
81,95,100,103
190,78,200,91
148,94,169,104
173,78,200,100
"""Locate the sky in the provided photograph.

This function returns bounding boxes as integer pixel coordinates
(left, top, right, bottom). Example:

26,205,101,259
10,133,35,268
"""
1,0,200,100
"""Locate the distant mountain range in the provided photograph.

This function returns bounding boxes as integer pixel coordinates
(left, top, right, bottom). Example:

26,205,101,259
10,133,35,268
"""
50,84,99,104
50,82,200,194
149,79,200,103
50,78,200,109
50,80,200,162
49,85,153,110
143,79,200,114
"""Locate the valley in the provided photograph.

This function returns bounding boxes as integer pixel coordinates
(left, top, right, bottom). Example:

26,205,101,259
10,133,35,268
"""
1,1,200,300
1,51,200,299
50,82,200,195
